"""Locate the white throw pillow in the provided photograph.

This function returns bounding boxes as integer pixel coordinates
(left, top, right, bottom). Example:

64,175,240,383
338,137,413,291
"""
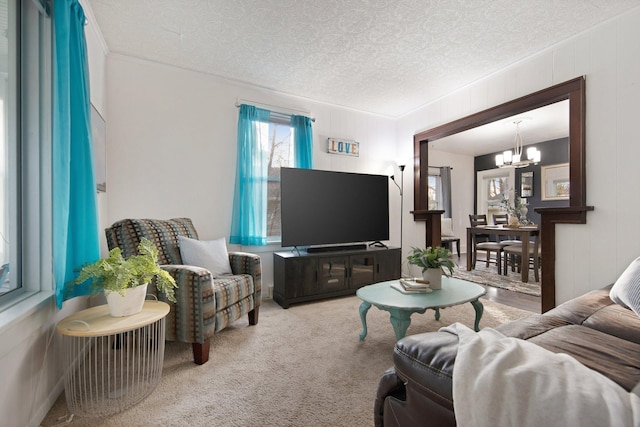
441,217,455,237
178,235,232,276
610,256,640,316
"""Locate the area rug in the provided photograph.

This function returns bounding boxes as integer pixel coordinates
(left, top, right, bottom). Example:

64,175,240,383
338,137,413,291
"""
451,260,541,297
41,296,532,427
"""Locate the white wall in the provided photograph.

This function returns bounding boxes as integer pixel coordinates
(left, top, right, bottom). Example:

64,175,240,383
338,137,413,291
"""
104,54,398,295
10,5,640,425
430,150,475,258
0,2,109,426
398,7,640,304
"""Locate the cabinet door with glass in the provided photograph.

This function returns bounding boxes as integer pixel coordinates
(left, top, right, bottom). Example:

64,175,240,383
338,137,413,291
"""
316,256,348,294
349,254,376,289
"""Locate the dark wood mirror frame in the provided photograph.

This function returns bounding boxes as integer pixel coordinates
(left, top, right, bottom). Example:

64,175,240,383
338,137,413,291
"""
411,76,593,312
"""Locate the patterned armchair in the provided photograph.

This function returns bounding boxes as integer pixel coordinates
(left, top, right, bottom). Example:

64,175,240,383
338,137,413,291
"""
105,218,262,365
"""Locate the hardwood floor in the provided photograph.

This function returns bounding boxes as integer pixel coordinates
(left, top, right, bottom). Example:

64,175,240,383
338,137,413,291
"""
479,283,541,313
451,253,542,314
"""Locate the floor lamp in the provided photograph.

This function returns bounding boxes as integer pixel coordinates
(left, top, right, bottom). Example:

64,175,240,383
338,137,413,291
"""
390,164,405,272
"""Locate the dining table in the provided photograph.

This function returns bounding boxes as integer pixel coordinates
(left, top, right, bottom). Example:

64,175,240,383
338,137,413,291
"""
466,224,540,283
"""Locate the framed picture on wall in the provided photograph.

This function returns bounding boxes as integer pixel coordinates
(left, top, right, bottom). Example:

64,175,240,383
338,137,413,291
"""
541,163,569,200
91,104,106,192
520,171,533,197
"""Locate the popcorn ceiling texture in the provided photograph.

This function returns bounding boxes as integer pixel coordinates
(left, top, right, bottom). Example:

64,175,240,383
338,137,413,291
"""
87,0,639,117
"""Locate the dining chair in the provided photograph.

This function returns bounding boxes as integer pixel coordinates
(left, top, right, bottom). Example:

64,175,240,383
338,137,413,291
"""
492,213,508,225
492,213,522,247
502,236,541,282
441,217,461,257
469,214,503,273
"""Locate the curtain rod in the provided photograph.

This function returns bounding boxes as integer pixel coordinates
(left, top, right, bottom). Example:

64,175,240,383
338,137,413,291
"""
429,165,454,170
234,99,316,122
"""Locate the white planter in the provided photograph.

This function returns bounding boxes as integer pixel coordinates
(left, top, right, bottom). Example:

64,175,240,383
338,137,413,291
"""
104,283,148,317
422,268,442,290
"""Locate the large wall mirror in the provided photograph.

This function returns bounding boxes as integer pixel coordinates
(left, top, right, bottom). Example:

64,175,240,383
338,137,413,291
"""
412,77,592,312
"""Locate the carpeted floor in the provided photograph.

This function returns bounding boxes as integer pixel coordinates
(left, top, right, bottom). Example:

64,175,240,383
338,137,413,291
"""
450,259,541,297
41,295,532,427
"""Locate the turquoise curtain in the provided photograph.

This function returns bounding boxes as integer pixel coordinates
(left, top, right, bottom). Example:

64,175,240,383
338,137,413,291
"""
229,105,271,246
53,0,100,308
290,115,313,168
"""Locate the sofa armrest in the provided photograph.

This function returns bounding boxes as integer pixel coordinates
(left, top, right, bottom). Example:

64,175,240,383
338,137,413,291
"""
374,367,405,427
159,265,216,344
229,252,262,305
376,331,459,427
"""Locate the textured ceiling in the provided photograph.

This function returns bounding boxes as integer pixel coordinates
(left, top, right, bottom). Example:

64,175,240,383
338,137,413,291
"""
87,0,640,117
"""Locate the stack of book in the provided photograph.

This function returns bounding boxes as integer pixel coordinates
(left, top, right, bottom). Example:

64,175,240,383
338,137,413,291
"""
391,278,432,294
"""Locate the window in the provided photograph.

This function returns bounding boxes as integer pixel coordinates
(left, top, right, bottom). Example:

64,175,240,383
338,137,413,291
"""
476,169,513,224
427,174,442,210
231,105,312,246
0,0,52,308
265,115,294,240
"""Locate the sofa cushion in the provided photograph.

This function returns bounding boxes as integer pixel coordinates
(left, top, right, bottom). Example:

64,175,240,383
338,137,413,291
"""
214,274,254,311
527,324,640,391
545,285,616,325
178,235,232,276
610,256,640,316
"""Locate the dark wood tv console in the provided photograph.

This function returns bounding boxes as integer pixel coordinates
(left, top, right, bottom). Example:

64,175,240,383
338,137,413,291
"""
273,246,401,308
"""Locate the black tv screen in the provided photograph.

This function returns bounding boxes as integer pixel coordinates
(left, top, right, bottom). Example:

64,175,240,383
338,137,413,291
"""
280,167,389,248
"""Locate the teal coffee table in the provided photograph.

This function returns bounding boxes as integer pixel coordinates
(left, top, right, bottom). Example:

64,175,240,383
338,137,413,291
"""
356,277,486,340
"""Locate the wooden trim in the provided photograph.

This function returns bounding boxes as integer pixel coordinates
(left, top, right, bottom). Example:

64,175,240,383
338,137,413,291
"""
412,77,590,312
410,210,444,247
535,206,594,312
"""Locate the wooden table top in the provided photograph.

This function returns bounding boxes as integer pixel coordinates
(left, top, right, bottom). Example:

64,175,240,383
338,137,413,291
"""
56,301,170,337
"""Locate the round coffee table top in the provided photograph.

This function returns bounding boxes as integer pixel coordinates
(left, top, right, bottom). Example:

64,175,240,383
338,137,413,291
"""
356,277,486,311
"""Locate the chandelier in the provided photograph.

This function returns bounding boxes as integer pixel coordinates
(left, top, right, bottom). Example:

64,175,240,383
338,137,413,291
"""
495,120,541,168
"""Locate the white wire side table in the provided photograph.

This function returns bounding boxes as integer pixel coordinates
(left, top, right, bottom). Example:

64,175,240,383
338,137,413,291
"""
56,301,170,418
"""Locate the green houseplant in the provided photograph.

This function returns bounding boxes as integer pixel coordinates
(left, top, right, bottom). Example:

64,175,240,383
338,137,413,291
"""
73,238,177,316
407,246,455,289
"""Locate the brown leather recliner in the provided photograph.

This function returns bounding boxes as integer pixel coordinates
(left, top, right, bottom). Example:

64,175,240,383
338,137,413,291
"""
375,286,640,426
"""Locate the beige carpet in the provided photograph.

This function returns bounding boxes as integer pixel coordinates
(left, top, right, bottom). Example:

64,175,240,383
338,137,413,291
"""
42,295,532,427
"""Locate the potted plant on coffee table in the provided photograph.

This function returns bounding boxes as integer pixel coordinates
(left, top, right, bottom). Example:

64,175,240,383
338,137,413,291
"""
406,246,455,290
73,238,177,317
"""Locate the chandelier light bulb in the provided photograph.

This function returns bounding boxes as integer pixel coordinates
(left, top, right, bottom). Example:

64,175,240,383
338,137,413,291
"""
496,119,540,168
503,150,513,164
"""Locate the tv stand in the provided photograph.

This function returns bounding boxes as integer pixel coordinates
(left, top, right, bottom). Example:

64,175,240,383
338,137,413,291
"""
307,243,367,253
273,246,401,308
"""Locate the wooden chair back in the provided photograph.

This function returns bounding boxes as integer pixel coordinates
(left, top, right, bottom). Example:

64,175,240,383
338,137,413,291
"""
493,213,508,225
469,214,488,227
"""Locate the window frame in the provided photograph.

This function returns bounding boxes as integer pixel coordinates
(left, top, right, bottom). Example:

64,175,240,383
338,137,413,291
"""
0,0,53,314
427,168,443,211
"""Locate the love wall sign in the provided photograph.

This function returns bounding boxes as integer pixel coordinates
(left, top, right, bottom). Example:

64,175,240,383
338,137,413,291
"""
327,138,359,157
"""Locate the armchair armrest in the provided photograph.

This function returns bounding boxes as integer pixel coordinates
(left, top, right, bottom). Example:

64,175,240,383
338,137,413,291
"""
228,252,262,305
158,265,216,344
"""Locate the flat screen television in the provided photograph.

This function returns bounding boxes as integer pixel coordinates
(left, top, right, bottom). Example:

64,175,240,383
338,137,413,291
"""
280,167,389,249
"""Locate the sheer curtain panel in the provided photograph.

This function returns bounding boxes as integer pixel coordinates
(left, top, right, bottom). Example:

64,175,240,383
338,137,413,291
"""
229,105,271,246
52,0,100,307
